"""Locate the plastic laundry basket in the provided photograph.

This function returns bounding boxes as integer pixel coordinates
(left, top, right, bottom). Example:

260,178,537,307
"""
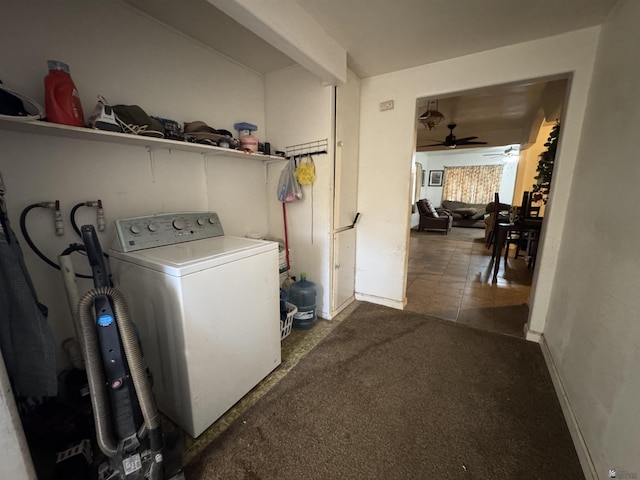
281,302,297,340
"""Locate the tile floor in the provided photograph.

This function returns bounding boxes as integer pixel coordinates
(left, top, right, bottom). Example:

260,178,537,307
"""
406,226,534,338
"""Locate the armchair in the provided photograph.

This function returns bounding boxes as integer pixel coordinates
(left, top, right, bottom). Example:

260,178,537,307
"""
416,199,453,234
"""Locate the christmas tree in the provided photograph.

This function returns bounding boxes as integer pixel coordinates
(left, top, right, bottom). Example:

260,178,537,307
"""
531,121,560,204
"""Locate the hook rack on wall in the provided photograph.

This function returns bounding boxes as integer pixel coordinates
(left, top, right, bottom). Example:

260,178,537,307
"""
286,139,328,160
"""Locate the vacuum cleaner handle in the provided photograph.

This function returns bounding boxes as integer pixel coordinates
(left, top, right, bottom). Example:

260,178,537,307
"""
81,224,110,288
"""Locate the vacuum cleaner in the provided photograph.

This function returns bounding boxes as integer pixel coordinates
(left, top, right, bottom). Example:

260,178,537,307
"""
76,224,184,480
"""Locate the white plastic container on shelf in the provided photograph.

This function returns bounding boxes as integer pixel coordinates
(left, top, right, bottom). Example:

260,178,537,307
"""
234,122,258,152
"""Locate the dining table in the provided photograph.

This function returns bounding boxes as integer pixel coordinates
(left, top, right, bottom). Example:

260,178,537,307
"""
492,217,543,280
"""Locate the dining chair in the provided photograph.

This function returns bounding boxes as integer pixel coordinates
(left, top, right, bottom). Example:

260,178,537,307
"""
529,205,541,217
519,190,531,219
490,192,509,262
486,192,505,249
504,191,542,266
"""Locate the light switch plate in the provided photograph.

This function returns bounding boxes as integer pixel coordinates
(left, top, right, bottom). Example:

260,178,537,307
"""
379,100,394,111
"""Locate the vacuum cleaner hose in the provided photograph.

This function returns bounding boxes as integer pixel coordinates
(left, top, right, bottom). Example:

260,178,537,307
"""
79,286,161,458
78,289,117,458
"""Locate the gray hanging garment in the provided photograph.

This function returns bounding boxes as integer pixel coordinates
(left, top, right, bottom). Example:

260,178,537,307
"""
0,173,57,398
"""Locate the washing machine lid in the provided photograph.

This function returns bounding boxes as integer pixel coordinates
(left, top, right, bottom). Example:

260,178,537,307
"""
109,236,277,276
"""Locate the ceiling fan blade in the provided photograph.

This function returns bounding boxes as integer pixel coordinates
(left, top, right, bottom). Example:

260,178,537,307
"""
419,123,487,148
455,136,478,142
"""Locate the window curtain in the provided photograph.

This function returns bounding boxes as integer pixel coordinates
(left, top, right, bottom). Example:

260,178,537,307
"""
442,165,503,204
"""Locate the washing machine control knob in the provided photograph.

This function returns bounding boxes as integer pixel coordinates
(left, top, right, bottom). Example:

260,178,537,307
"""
114,212,224,252
172,218,186,230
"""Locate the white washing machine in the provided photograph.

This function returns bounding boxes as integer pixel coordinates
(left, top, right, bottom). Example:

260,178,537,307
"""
108,211,281,438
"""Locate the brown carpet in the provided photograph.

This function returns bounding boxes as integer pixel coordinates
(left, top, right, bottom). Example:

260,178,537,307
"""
185,303,584,479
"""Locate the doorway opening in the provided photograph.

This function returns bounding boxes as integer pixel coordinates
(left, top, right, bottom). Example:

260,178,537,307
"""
408,75,570,337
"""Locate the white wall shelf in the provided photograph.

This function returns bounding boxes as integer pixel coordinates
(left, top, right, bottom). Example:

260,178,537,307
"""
0,118,286,162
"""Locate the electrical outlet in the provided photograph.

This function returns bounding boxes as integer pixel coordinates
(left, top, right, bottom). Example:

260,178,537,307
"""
379,100,394,111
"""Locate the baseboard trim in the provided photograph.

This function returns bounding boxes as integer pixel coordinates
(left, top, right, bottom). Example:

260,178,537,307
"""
328,296,356,320
355,292,406,310
523,323,542,342
539,335,597,480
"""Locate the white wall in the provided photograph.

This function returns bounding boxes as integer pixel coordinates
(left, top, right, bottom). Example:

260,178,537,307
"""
0,2,265,132
264,65,334,318
544,0,640,476
0,0,270,365
356,27,599,323
0,3,272,474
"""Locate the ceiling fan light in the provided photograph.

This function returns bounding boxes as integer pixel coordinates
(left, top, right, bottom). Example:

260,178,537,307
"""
419,99,445,130
420,110,445,130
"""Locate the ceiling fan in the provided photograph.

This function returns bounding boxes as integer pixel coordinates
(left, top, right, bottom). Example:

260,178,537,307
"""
420,123,488,148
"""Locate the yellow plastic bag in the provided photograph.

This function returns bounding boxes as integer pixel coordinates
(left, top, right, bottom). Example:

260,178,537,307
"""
294,157,316,185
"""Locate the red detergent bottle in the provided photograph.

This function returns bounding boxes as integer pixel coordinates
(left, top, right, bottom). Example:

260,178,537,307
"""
44,60,85,126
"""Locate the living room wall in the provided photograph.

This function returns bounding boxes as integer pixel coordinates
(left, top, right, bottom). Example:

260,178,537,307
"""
416,148,518,207
410,148,518,229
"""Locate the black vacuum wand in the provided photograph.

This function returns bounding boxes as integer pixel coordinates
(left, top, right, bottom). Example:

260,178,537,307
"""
78,225,171,479
81,224,111,288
